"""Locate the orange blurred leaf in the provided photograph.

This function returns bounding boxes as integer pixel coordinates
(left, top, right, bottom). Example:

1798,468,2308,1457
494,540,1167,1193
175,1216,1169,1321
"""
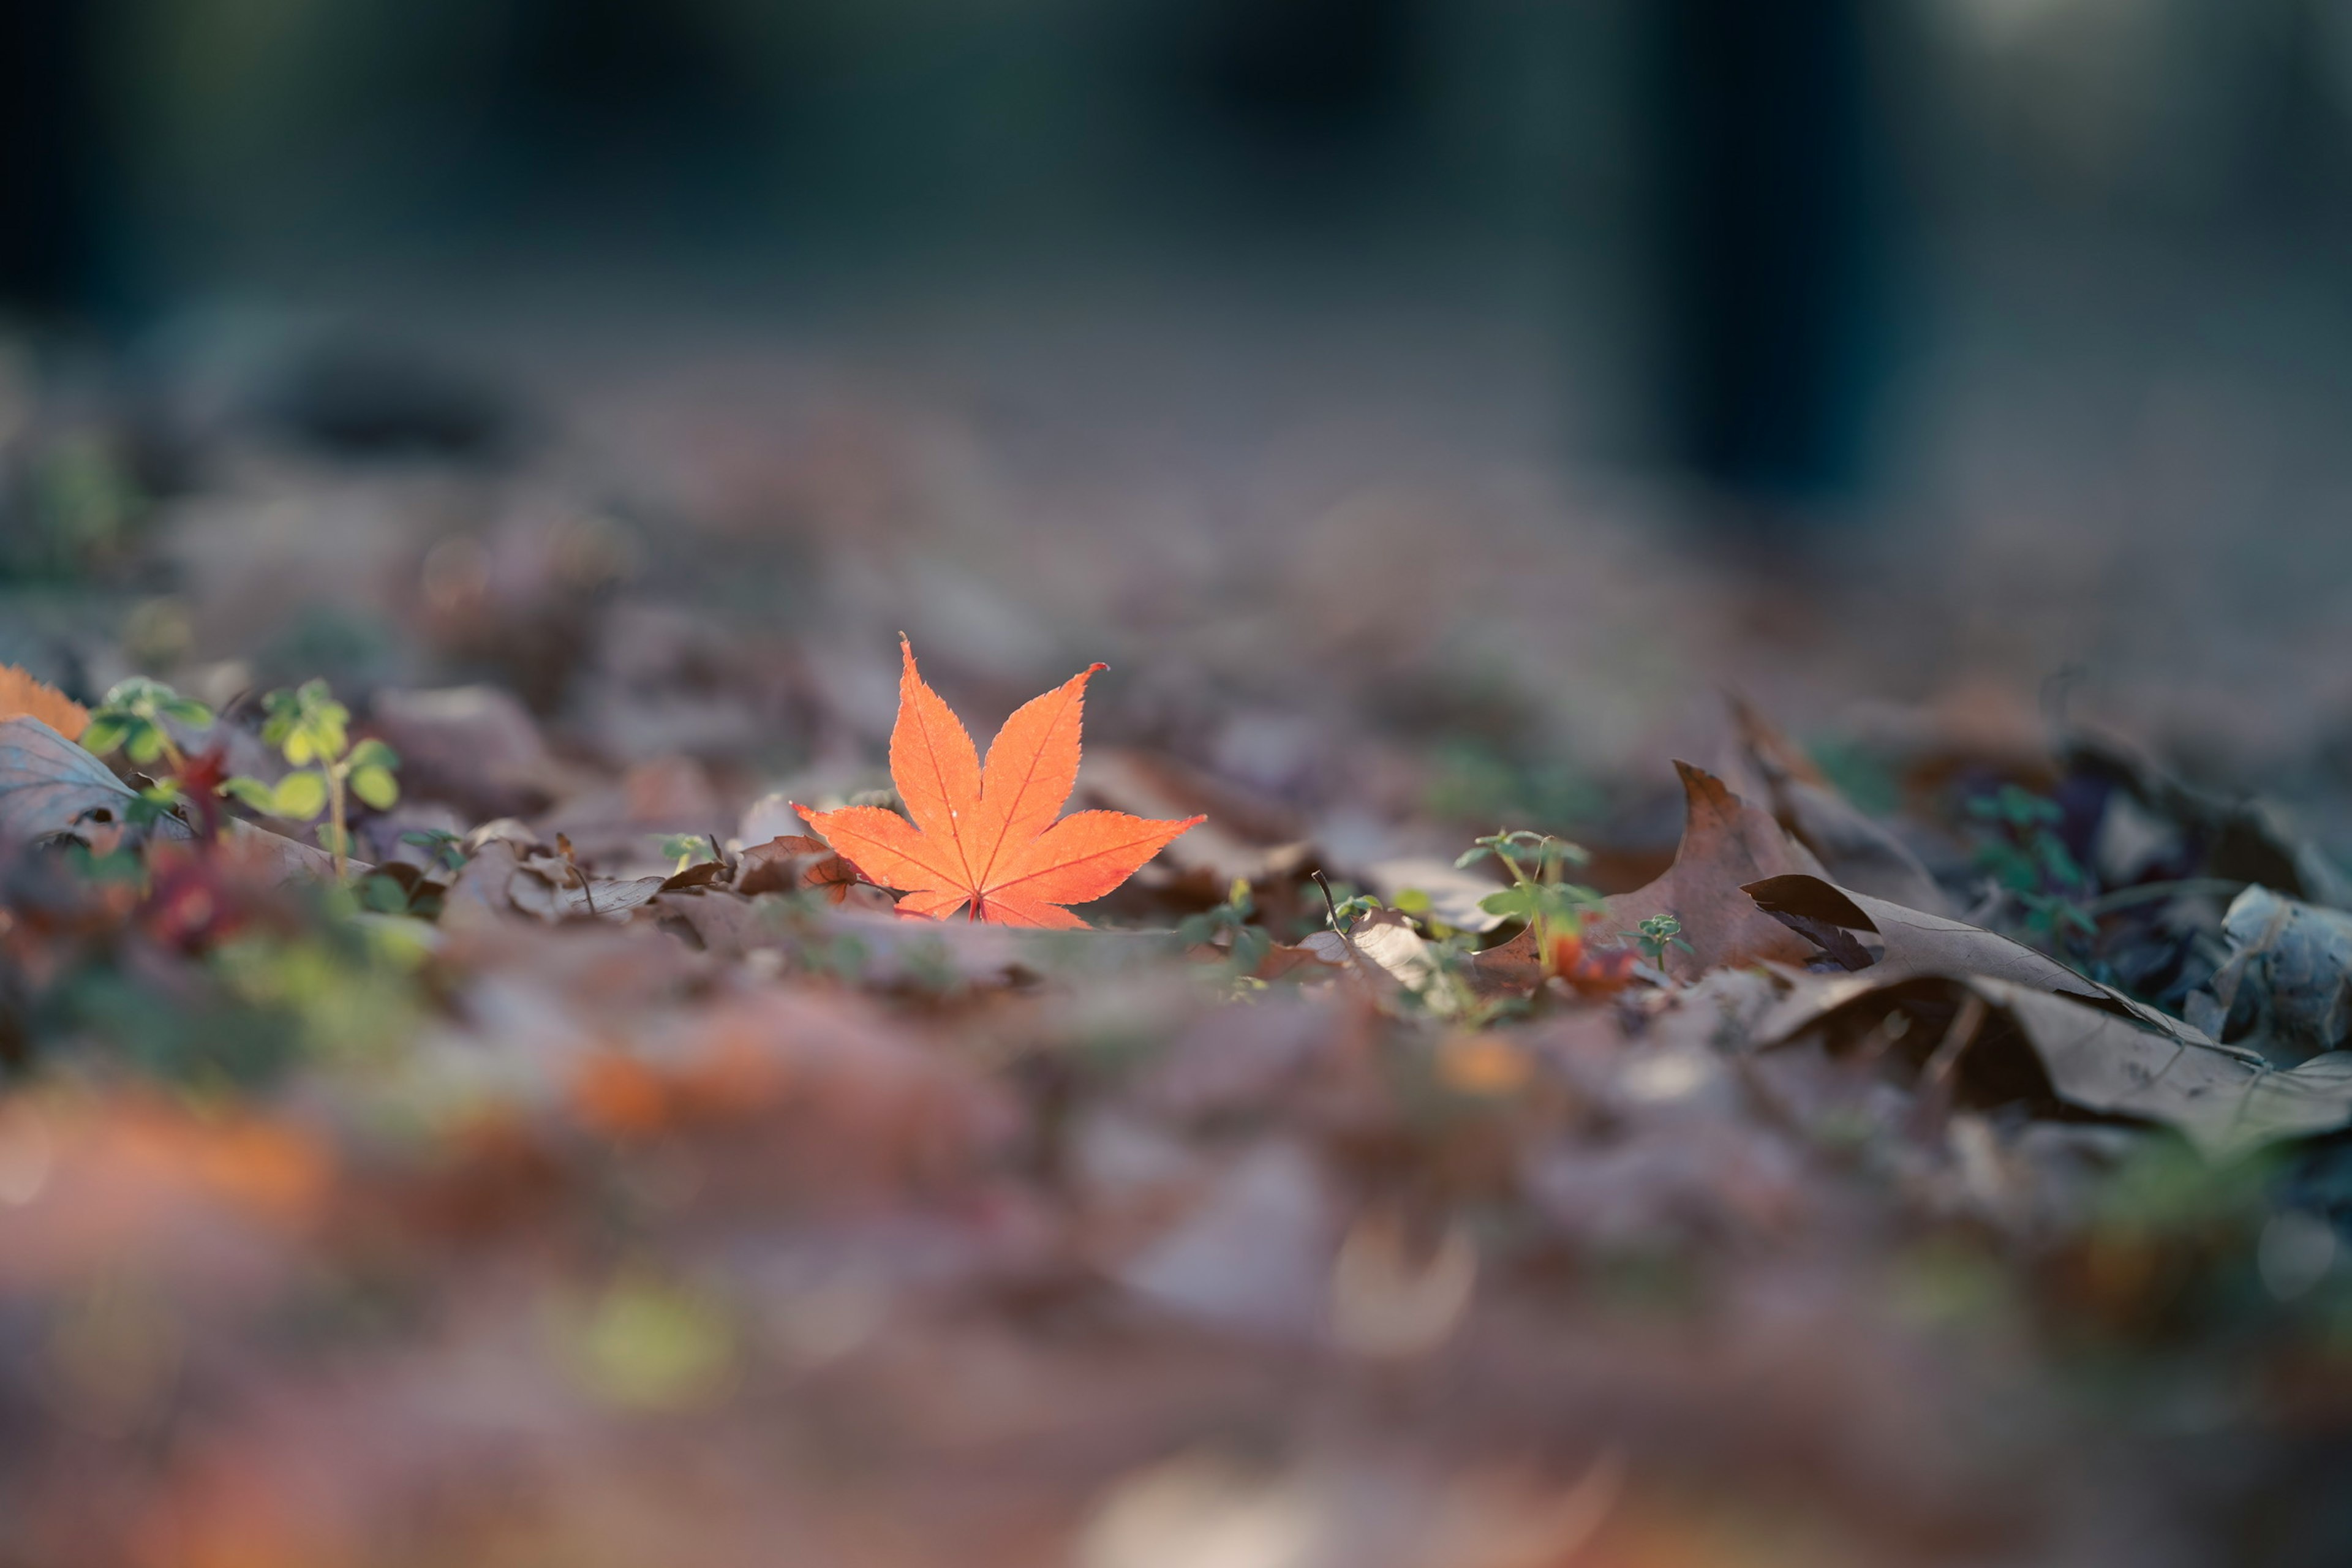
796,638,1201,929
0,665,88,741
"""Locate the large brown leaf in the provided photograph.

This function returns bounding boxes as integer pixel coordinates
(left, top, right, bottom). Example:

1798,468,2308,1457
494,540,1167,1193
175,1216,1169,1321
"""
1474,763,1823,988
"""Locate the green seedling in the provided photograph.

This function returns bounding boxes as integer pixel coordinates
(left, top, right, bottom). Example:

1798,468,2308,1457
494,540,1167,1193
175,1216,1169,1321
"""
80,676,213,771
657,833,707,876
1635,912,1694,969
80,677,225,834
221,680,399,882
1458,828,1600,961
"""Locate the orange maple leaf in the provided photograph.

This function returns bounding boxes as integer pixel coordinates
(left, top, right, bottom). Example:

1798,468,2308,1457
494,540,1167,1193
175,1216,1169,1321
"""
795,638,1202,929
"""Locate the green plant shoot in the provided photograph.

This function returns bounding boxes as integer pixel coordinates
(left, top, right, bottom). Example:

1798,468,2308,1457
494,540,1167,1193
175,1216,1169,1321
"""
1635,912,1694,968
1458,828,1599,965
80,676,214,771
221,679,399,881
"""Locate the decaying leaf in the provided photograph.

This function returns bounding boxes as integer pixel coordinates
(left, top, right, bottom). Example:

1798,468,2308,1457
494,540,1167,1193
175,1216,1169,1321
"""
509,855,668,924
1763,970,2352,1159
1473,763,1822,989
1301,907,1442,1005
0,666,89,742
735,834,893,911
2187,884,2352,1058
1076,748,1314,889
797,638,1201,929
1728,694,1951,915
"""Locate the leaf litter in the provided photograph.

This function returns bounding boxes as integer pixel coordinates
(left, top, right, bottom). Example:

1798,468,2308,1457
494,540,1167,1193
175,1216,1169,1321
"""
7,384,2352,1568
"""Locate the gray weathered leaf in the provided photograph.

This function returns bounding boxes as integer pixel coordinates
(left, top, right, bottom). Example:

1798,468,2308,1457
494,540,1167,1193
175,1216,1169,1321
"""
2186,884,2352,1058
508,864,668,924
0,716,143,845
1763,968,2352,1159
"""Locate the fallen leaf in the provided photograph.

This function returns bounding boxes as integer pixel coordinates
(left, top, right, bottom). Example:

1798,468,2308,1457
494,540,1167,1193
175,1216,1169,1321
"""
1301,907,1442,1005
1728,694,1951,915
1472,763,1822,989
0,665,89,741
1744,873,2106,1000
508,861,668,924
0,716,148,846
1762,970,2352,1159
2187,884,2352,1058
797,637,1201,929
735,834,892,910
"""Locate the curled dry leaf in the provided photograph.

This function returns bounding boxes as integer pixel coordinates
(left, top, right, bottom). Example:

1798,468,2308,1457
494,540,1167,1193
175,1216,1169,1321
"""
1744,871,2240,1084
797,638,1201,929
2187,884,2352,1057
1472,763,1822,991
735,834,893,911
1762,970,2352,1160
1302,907,1441,1005
1746,873,2108,1000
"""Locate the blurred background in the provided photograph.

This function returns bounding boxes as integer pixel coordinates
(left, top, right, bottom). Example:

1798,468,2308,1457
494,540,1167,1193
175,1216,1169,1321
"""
18,10,2352,1565
10,0,2352,816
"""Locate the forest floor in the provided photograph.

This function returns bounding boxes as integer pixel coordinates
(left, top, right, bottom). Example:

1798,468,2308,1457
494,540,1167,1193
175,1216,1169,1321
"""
6,271,2352,1567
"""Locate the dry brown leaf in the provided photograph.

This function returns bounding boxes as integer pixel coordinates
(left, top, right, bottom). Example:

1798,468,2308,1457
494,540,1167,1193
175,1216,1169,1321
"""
1472,763,1823,990
1744,873,2104,1000
734,834,894,910
1759,970,2352,1159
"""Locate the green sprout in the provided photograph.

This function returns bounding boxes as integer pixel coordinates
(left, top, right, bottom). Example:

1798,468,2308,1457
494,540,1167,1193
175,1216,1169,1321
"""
80,676,213,772
657,833,707,875
1458,828,1600,962
1635,912,1694,969
221,680,398,882
80,677,222,833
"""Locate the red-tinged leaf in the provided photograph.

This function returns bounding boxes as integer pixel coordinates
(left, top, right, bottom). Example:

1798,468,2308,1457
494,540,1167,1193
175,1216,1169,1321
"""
796,638,1201,928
